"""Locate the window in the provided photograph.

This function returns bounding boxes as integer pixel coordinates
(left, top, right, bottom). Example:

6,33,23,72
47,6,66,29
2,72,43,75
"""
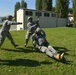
51,13,56,17
44,13,49,17
35,12,42,16
25,11,33,16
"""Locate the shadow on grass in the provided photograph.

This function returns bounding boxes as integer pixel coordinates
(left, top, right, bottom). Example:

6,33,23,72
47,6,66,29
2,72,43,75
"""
0,59,52,67
1,46,69,54
52,46,72,64
53,46,70,55
54,57,73,65
1,46,71,65
1,47,41,53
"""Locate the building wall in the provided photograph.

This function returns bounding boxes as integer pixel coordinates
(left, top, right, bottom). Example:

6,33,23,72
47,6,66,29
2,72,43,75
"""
23,10,57,29
17,9,67,30
10,25,17,31
58,18,67,27
17,9,24,30
39,17,57,28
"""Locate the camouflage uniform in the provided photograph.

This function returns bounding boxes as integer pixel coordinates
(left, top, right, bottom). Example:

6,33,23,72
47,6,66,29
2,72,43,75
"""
0,15,21,48
26,21,37,40
32,28,64,60
25,17,39,46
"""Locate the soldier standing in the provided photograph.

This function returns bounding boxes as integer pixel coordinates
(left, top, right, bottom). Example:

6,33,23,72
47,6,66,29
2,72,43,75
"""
0,15,22,48
24,16,39,47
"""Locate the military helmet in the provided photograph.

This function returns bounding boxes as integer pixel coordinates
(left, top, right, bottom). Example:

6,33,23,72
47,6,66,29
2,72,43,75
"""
36,27,41,33
6,15,13,19
27,17,32,21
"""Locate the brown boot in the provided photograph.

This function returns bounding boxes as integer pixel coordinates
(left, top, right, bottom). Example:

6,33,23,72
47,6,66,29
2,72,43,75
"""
60,53,64,60
54,53,61,60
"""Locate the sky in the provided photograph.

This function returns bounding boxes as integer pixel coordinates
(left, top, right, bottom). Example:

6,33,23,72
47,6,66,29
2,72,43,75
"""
0,0,72,17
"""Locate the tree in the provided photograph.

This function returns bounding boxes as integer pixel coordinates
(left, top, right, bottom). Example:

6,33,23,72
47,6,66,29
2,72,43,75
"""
42,0,52,11
42,0,48,10
55,0,69,18
36,0,52,11
52,7,56,12
68,8,73,14
46,0,52,11
73,0,76,27
14,0,27,21
14,2,20,21
36,0,42,10
21,0,27,8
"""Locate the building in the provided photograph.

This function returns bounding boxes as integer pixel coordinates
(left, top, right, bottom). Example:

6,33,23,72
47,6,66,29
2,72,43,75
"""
68,13,74,22
17,8,67,30
67,13,74,27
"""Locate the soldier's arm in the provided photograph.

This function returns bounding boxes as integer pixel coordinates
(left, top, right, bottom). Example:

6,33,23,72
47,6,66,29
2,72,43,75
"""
27,23,37,29
8,21,22,25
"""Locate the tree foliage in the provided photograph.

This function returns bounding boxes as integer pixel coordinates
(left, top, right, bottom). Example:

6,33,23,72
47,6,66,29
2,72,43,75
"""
36,0,52,11
42,0,48,10
46,0,52,11
68,8,73,14
14,2,20,21
73,0,76,27
14,0,27,21
21,0,27,8
36,0,42,10
55,0,69,18
52,7,56,12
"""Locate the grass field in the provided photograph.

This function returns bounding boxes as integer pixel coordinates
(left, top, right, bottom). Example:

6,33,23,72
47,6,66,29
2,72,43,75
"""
0,27,76,75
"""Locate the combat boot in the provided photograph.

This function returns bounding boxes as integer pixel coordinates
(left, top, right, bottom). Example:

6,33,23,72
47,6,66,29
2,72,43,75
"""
54,53,64,60
54,53,61,60
14,44,19,48
60,53,64,60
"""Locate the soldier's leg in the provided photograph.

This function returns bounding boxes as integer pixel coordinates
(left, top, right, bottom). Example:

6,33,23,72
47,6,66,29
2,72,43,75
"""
32,40,36,50
48,45,64,60
0,32,6,47
25,32,31,47
5,31,17,47
39,46,54,57
40,46,64,60
48,45,57,54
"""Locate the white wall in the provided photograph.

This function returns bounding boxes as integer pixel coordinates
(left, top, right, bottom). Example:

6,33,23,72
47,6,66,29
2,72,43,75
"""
17,9,24,30
17,9,67,30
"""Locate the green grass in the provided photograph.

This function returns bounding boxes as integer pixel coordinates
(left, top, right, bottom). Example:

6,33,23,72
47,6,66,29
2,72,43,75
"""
0,27,76,75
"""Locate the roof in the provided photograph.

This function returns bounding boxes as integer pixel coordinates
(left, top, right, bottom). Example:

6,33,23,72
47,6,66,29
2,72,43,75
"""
18,8,56,14
68,13,73,17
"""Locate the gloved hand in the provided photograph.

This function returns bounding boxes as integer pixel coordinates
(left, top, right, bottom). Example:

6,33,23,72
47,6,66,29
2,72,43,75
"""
18,22,22,24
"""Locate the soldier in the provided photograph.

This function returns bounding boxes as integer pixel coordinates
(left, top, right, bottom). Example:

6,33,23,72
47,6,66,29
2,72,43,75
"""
0,15,22,48
24,16,39,47
32,27,64,61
